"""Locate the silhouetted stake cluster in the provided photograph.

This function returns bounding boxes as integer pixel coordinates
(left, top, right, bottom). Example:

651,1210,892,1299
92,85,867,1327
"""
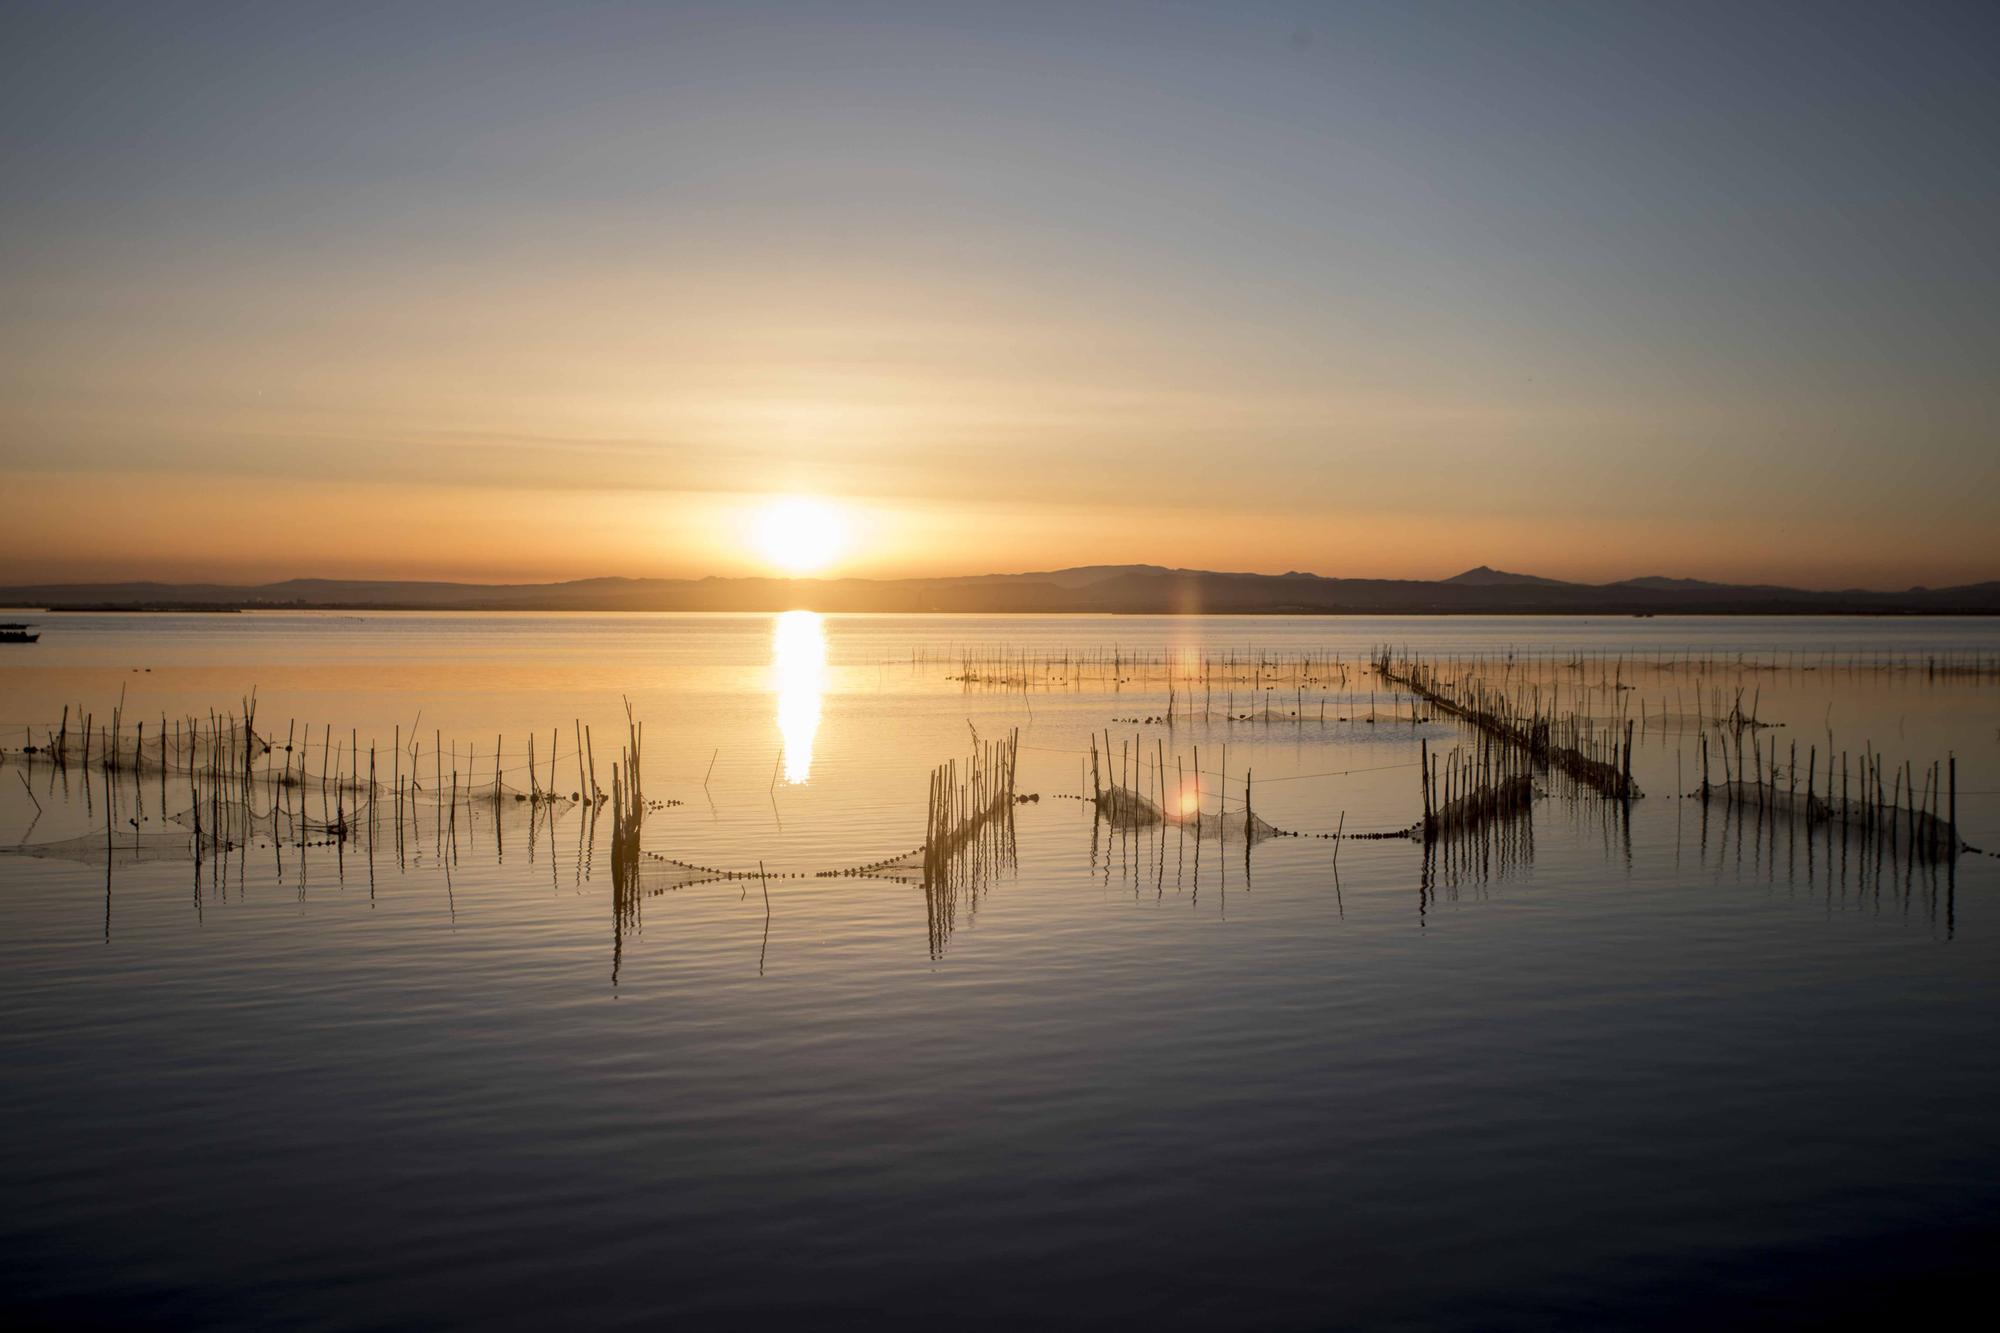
608,700,645,888
924,729,1019,877
1421,786,1536,914
924,795,1016,959
916,642,2000,701
1084,730,1283,841
1420,735,1535,843
1378,650,1641,800
1696,729,1963,860
918,646,1402,726
912,731,1021,957
1081,732,1295,911
1694,779,1963,938
3,695,609,877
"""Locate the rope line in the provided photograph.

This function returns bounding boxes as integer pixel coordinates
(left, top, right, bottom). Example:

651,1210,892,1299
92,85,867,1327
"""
1020,740,1423,785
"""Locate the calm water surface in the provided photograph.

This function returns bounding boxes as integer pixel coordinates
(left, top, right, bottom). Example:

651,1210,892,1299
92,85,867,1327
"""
3,614,1997,1328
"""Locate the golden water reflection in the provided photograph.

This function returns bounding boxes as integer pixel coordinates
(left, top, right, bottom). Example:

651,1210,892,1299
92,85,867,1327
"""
773,610,825,783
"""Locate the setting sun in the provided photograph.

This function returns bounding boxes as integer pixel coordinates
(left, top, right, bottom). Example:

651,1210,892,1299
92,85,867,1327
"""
6,5,1999,1324
753,497,847,575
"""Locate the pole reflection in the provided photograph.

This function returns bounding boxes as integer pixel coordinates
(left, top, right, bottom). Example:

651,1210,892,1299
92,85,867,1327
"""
772,610,825,784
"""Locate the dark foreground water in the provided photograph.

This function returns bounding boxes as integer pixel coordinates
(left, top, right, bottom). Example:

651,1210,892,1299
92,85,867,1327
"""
2,614,1996,1328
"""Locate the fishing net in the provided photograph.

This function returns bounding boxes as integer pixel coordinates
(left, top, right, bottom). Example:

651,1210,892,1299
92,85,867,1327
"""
0,830,195,869
404,777,587,808
3,719,274,779
1094,785,1282,842
630,852,774,894
1425,774,1535,840
1701,781,1959,855
161,780,580,844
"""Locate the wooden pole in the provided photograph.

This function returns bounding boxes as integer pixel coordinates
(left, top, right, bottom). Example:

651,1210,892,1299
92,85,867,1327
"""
1422,737,1432,823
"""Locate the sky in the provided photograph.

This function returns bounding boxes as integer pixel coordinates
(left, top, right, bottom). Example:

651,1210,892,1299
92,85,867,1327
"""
3,0,1997,589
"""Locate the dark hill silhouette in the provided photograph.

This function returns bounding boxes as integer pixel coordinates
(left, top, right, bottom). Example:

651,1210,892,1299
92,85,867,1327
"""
5,566,1997,615
1442,565,1575,588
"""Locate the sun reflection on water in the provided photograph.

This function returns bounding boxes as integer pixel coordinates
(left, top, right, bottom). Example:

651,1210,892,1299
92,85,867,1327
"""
772,610,825,783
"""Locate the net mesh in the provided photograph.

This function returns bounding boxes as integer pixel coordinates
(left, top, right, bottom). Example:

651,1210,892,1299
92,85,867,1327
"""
1702,780,1958,854
1095,784,1282,842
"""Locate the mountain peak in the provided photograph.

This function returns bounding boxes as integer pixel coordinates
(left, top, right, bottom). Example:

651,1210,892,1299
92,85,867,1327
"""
1443,565,1571,588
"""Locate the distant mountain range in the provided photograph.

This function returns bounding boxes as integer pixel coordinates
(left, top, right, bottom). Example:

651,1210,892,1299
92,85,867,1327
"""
4,565,1997,615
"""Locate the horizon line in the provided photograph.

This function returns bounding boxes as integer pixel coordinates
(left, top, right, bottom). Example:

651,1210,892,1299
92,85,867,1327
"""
4,562,1996,598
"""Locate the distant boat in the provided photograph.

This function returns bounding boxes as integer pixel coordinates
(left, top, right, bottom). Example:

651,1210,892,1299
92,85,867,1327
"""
0,623,40,643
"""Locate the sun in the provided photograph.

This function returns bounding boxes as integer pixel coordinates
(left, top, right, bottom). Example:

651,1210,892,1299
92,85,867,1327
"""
752,497,846,575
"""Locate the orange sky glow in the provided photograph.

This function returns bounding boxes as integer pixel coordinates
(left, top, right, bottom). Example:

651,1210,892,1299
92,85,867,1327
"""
3,6,1996,591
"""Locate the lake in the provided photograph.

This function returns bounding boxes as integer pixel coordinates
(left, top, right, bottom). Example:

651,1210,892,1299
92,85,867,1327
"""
3,612,1997,1328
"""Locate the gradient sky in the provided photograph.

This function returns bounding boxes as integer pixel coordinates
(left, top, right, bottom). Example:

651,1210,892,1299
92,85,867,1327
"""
4,1,1996,588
